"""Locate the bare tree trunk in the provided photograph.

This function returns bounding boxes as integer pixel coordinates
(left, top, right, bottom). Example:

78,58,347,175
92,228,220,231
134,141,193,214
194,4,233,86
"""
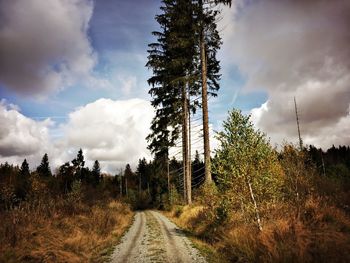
125,177,128,198
321,152,326,176
182,83,191,204
295,169,300,219
187,87,192,202
139,172,142,195
120,176,122,196
199,0,212,184
167,154,171,203
182,100,187,203
246,175,263,231
294,97,303,150
119,168,123,197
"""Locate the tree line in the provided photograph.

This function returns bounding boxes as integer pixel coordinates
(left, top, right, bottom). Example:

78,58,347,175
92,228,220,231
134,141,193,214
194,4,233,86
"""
0,149,103,210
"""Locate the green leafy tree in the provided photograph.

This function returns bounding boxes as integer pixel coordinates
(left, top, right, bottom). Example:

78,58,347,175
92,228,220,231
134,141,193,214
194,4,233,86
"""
213,109,285,230
36,153,52,177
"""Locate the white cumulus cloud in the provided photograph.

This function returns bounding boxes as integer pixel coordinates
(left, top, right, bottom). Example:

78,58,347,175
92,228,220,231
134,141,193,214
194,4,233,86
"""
0,99,155,173
0,99,53,166
59,98,154,172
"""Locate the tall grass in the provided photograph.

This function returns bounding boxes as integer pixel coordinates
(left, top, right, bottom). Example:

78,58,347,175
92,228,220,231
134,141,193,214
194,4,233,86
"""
0,195,132,263
168,199,350,262
166,145,350,262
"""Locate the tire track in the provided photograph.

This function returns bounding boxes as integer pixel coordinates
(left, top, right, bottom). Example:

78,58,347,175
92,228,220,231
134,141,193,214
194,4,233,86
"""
110,211,146,263
109,210,207,263
150,211,207,263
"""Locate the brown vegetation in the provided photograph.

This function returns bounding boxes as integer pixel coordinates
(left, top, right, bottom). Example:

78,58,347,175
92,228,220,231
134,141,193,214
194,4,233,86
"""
0,191,133,263
167,197,350,262
165,144,350,263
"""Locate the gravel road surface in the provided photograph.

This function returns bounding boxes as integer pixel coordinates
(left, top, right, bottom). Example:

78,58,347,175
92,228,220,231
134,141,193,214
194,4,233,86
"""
109,210,207,263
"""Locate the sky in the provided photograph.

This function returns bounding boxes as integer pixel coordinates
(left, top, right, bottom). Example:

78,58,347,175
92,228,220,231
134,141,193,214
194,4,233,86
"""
0,0,349,173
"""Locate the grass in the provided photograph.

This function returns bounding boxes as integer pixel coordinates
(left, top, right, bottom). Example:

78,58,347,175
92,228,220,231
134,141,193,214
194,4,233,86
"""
0,198,133,263
163,206,230,263
165,198,350,263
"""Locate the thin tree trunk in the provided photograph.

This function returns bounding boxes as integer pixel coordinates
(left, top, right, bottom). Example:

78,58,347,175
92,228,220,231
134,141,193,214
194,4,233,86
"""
294,97,303,150
321,152,326,176
295,170,300,219
119,168,123,197
125,177,128,198
246,175,263,231
139,172,142,195
182,98,187,203
182,83,191,204
187,86,192,201
167,154,171,203
120,176,122,196
199,0,212,184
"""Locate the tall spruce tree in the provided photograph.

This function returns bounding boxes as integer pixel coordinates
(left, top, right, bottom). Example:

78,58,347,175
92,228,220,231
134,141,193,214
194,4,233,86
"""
72,148,85,181
147,0,199,204
147,0,229,203
19,159,30,177
16,159,31,199
92,160,101,186
197,0,232,184
37,153,52,177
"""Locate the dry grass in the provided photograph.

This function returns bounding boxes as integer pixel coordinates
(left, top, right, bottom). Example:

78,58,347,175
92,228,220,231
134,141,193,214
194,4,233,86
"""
0,199,133,263
167,197,350,263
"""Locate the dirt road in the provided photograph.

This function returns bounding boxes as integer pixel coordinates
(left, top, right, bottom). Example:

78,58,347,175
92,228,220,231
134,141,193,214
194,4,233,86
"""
109,210,207,263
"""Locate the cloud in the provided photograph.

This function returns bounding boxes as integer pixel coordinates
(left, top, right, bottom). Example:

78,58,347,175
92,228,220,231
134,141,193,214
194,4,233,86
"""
0,0,102,96
0,99,155,173
117,75,138,96
221,0,350,148
60,98,154,171
0,100,52,164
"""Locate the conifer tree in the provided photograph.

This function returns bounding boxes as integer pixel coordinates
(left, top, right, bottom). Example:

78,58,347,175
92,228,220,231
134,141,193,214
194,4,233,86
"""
72,148,85,181
197,0,232,184
92,160,101,186
37,153,52,177
147,0,199,204
147,0,230,203
72,148,85,168
136,158,148,192
16,159,31,199
19,159,30,177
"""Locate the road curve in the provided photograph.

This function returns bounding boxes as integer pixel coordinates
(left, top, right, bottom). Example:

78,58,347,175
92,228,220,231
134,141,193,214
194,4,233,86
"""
109,210,207,263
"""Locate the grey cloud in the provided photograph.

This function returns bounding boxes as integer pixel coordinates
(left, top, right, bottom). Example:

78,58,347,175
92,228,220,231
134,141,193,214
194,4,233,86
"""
0,0,95,96
222,0,350,148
